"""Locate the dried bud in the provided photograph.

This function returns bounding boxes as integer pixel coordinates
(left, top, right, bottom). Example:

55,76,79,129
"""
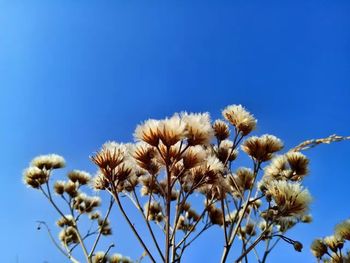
293,241,303,252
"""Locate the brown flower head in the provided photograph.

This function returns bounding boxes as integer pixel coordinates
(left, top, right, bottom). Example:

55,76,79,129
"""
23,167,48,188
222,104,257,136
158,115,187,147
133,143,160,175
134,119,161,146
182,112,214,145
68,170,91,185
213,120,230,141
335,219,350,241
265,180,312,219
310,239,328,259
31,154,65,170
241,134,283,162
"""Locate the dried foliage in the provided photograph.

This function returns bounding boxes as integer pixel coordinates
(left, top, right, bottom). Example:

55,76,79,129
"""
23,104,349,263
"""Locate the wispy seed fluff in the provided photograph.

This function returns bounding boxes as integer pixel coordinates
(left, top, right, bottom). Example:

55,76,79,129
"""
68,170,91,185
158,114,187,146
213,120,230,141
181,112,214,145
323,235,344,253
134,119,161,146
241,134,283,162
222,104,257,136
91,142,136,184
216,140,238,163
310,239,328,259
133,142,160,175
182,145,207,169
23,166,48,188
266,180,312,219
91,142,125,171
31,154,65,169
335,219,350,240
264,152,309,181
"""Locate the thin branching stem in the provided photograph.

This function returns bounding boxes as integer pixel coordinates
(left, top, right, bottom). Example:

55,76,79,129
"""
89,196,114,258
109,187,156,263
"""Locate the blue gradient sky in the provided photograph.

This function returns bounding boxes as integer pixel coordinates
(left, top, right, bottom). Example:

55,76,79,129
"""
1,1,350,262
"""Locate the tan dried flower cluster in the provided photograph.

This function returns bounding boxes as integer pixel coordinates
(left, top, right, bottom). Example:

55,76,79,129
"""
24,104,347,263
92,252,131,263
23,154,66,188
311,218,350,262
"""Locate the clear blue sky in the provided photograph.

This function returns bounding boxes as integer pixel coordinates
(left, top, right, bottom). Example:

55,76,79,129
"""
1,1,350,262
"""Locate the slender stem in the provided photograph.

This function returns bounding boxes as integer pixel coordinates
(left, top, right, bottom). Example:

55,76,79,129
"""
110,189,156,263
40,183,91,263
165,146,171,263
220,161,261,263
175,200,213,249
235,231,265,262
132,188,165,261
37,221,79,262
89,196,114,258
221,198,228,246
171,185,184,263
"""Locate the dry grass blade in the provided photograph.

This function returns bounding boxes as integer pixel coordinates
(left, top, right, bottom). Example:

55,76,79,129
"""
290,134,350,152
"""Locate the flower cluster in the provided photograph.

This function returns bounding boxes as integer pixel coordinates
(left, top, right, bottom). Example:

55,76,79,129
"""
24,104,328,263
311,219,350,262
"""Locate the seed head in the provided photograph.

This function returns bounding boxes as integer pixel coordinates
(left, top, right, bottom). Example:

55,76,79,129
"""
222,104,257,136
31,154,65,169
241,134,283,162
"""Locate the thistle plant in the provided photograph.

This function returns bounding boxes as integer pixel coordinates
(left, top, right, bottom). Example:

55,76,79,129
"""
23,104,349,263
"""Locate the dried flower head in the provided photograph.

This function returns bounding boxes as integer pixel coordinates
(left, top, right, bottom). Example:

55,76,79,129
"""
208,206,224,226
53,180,65,195
216,140,238,163
265,180,312,219
92,251,108,263
301,214,313,223
56,215,74,227
323,235,344,253
222,104,257,136
91,142,126,175
158,115,187,147
335,219,350,241
227,168,254,196
133,143,160,175
310,239,328,259
98,219,112,236
68,170,91,185
109,254,132,263
182,112,214,145
73,193,101,214
264,152,309,182
182,145,207,169
64,180,78,197
241,134,283,162
92,172,109,191
144,201,163,222
23,167,48,188
213,120,230,141
134,119,161,146
31,154,65,169
89,211,101,220
59,226,78,245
